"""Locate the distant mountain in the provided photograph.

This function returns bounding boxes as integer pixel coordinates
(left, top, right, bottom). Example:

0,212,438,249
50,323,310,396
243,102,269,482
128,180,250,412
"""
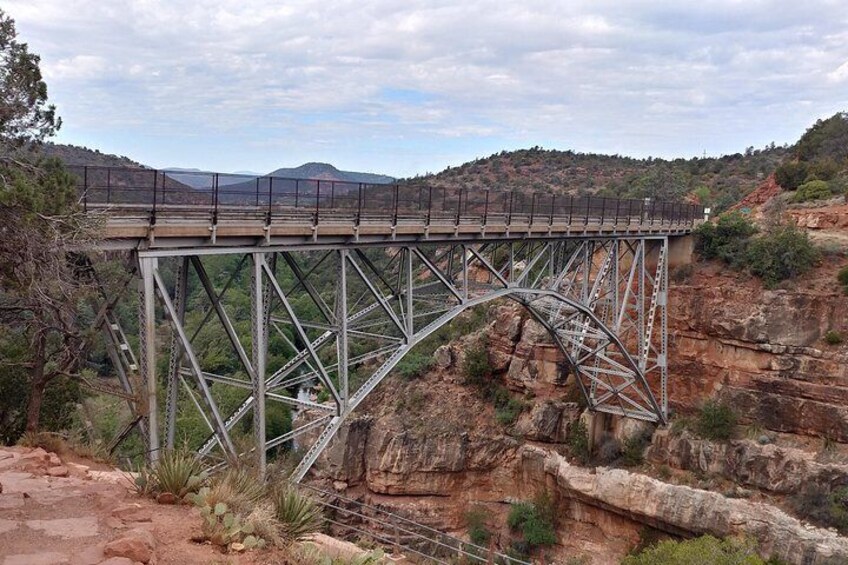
266,162,395,184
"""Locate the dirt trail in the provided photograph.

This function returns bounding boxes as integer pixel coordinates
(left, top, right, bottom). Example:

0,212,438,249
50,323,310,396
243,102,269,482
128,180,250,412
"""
0,446,281,565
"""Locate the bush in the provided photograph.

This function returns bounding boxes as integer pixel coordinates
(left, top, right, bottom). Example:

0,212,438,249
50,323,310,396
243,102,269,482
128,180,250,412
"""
507,499,557,552
568,420,591,465
825,330,844,345
695,400,737,441
395,352,432,380
621,433,650,467
837,265,848,294
789,483,848,534
743,225,819,287
694,212,757,264
495,397,524,426
465,506,492,547
462,340,492,387
622,534,765,565
793,179,832,203
775,161,809,190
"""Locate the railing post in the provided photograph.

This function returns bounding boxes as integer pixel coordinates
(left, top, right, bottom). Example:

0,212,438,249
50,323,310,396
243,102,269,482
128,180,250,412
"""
483,189,489,226
650,199,656,225
393,184,400,227
106,168,111,204
356,183,363,227
212,173,218,226
426,185,433,227
529,193,536,224
295,180,300,208
568,195,573,224
314,181,321,226
615,197,621,225
550,193,555,226
600,196,606,225
267,177,273,226
331,181,336,209
507,191,514,225
456,188,462,226
255,177,260,207
152,169,158,225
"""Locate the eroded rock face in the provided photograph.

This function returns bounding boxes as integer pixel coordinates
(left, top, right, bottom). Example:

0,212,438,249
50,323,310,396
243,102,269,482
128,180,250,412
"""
669,272,848,440
521,446,848,564
647,430,848,494
514,400,582,443
364,425,519,495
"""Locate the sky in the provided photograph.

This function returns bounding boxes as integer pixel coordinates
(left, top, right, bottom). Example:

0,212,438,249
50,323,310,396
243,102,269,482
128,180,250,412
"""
5,0,848,177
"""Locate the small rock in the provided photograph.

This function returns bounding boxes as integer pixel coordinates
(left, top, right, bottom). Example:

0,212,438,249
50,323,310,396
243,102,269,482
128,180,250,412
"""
103,528,156,564
230,542,246,552
155,492,177,505
47,466,70,478
112,504,153,523
332,481,348,492
48,453,62,466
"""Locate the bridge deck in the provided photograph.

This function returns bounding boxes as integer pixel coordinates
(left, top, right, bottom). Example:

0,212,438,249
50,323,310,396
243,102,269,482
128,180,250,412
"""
72,165,704,251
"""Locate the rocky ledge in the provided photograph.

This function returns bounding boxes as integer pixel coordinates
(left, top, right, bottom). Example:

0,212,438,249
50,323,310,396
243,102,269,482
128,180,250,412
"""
520,446,848,564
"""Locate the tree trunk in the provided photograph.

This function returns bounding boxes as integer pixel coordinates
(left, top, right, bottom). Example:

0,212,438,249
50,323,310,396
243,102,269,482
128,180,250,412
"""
25,333,47,433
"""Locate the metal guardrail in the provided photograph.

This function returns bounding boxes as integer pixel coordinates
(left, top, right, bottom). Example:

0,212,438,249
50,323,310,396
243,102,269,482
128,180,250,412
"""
68,165,704,231
303,484,531,565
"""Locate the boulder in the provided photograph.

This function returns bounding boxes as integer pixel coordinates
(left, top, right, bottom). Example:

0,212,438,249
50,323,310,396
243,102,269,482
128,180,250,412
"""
103,528,155,564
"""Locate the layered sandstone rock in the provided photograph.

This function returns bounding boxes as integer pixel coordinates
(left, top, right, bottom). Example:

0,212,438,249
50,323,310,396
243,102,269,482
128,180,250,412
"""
520,446,848,564
647,430,848,494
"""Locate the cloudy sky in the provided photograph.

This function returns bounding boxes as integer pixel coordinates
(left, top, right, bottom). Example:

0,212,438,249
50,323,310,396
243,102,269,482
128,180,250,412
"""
6,0,848,177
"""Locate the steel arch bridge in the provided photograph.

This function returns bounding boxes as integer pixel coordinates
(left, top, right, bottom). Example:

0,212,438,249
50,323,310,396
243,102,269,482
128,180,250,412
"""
70,166,702,480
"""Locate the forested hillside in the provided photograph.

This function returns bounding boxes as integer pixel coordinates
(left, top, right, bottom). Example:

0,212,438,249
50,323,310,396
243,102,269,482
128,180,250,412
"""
414,144,790,212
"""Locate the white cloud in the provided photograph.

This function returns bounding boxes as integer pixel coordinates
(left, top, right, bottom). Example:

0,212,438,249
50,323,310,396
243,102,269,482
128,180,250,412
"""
4,0,848,175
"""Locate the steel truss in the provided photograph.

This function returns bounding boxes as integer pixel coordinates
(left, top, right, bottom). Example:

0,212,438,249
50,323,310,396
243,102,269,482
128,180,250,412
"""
101,235,669,479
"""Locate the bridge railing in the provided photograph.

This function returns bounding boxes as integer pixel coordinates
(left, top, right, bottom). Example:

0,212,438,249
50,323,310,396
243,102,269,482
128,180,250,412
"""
68,165,704,228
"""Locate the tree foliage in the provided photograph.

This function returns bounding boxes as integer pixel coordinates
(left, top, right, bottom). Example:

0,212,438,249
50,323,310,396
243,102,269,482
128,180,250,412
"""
0,9,61,147
0,159,101,434
743,224,819,288
694,211,757,265
792,179,832,203
622,535,765,565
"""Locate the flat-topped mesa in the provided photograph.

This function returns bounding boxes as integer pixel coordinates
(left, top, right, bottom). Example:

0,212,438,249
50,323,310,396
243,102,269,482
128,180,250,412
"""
68,165,704,250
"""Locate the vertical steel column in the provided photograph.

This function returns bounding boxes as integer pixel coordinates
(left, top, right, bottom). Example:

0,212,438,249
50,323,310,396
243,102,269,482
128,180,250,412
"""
337,249,349,408
660,237,669,419
405,248,414,337
139,256,160,462
251,253,267,476
165,256,188,449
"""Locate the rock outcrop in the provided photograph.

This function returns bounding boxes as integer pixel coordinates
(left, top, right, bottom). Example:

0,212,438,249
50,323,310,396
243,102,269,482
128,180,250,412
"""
519,446,848,564
647,430,848,494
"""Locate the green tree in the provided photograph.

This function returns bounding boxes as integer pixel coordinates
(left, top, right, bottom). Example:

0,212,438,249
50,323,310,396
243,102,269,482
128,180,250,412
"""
0,160,100,433
0,9,61,146
622,535,765,565
744,224,819,288
793,179,832,203
694,211,757,265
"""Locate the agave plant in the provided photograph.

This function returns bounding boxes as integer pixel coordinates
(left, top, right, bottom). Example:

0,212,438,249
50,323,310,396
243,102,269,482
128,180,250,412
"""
206,467,267,515
135,449,209,501
272,486,325,541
